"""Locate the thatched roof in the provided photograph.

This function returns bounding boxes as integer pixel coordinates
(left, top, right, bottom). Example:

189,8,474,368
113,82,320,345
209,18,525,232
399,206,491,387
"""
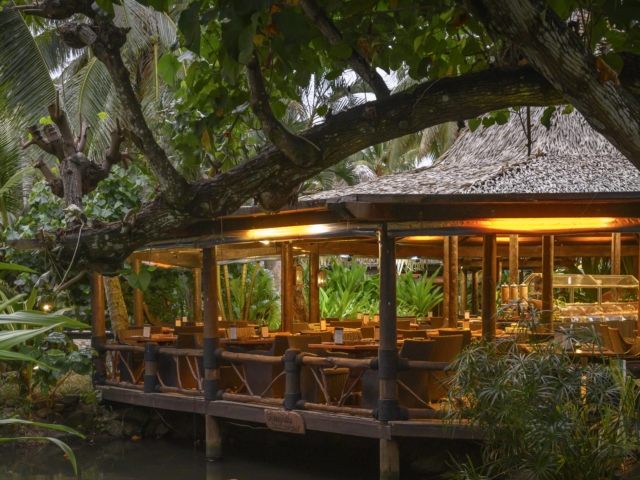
304,108,640,200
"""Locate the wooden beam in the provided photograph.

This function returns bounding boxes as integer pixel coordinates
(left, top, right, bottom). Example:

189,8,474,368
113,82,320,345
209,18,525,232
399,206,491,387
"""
202,247,220,401
193,267,202,323
443,238,449,323
482,235,497,340
447,236,459,327
309,252,320,325
471,270,479,316
612,233,621,301
509,234,519,287
378,225,399,422
91,272,106,384
542,236,554,329
281,242,294,332
132,259,144,327
460,268,468,315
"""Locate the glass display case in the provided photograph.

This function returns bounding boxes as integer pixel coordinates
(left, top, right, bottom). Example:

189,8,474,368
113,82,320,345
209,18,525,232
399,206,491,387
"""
522,273,639,324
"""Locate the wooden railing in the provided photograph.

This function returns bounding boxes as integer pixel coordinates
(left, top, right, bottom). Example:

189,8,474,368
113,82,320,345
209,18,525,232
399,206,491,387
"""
101,343,453,420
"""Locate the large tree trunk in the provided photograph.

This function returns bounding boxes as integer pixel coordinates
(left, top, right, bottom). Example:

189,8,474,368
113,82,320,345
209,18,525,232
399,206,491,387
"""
104,276,129,332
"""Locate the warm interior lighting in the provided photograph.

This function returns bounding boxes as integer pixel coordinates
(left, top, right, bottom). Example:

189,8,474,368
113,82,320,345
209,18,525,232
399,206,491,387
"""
42,304,51,312
295,264,304,285
317,270,327,288
401,236,442,242
259,240,270,245
142,261,173,268
247,224,334,241
475,217,623,233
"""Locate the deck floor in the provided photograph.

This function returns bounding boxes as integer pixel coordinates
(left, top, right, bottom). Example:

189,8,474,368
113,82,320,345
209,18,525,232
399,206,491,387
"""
98,385,477,440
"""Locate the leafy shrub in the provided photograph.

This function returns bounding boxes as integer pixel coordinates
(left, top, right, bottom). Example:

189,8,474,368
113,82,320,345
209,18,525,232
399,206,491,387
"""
319,259,379,318
396,267,443,319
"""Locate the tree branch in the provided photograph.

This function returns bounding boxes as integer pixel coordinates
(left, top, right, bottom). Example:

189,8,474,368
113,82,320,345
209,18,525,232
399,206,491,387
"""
23,125,60,159
471,0,640,170
47,91,77,158
246,53,322,167
75,113,90,153
300,0,391,99
33,158,64,198
57,20,192,208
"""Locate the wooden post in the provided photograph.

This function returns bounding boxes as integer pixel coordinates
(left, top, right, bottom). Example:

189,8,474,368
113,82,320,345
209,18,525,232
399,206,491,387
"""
203,247,222,461
542,236,555,330
509,234,519,288
442,237,450,323
281,242,294,332
193,267,203,323
378,224,400,480
471,270,479,316
91,273,107,385
482,235,497,340
460,268,468,314
448,236,459,326
380,438,400,480
283,349,302,410
309,252,320,324
132,259,144,326
143,342,159,393
611,233,621,301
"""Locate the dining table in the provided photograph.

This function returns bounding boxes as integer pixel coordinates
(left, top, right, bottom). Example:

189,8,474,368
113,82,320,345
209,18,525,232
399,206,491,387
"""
130,335,178,344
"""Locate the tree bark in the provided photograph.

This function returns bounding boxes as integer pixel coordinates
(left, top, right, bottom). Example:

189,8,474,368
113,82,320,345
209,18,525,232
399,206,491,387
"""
472,0,640,169
104,276,129,332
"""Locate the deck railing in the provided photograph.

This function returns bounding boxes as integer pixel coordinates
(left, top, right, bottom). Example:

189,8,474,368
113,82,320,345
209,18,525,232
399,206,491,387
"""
101,343,452,420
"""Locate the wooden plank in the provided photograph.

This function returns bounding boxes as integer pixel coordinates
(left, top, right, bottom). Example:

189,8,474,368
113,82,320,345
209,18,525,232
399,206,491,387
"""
193,267,202,323
91,273,105,338
460,268,467,314
132,259,144,326
471,270,479,316
388,420,479,439
282,242,294,332
443,238,449,322
98,386,207,414
203,247,219,401
482,235,497,340
542,236,555,329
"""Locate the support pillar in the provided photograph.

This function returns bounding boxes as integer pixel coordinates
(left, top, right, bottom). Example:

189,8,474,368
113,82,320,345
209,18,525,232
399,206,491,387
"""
281,242,294,332
482,235,497,340
447,236,459,327
309,251,320,324
132,259,144,326
203,247,222,461
542,236,555,330
378,224,399,422
193,267,203,323
90,272,107,385
380,438,400,480
471,270,479,316
611,233,621,301
509,234,519,288
460,268,468,314
442,238,449,323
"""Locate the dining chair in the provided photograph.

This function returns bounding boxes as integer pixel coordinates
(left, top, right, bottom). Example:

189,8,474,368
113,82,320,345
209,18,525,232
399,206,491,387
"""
429,317,446,329
396,320,412,331
608,327,640,356
292,323,311,334
397,339,436,408
361,326,374,339
243,336,289,398
438,329,472,349
398,329,427,339
427,335,463,403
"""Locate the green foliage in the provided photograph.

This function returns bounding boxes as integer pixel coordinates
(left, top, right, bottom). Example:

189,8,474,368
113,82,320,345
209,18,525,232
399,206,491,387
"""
446,338,640,479
396,267,443,319
319,259,379,318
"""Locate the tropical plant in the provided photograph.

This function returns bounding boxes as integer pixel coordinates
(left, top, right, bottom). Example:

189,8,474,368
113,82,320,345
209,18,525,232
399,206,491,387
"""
445,338,640,479
319,259,379,318
396,267,443,319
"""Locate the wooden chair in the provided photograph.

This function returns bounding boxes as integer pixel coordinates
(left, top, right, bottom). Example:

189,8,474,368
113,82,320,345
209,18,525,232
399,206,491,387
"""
427,335,463,403
398,329,427,339
243,336,289,398
361,340,435,409
608,327,640,356
292,323,311,334
429,317,446,329
438,329,472,349
361,326,374,339
396,320,412,331
329,320,363,329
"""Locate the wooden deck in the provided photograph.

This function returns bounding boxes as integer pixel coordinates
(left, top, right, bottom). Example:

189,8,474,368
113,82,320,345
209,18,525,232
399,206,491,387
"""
98,385,477,440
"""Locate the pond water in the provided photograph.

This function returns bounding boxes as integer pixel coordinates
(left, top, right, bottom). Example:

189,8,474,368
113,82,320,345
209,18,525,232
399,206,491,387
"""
0,434,385,480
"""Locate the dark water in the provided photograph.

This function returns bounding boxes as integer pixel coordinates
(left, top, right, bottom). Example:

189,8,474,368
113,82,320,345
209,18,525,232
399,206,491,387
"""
0,433,385,480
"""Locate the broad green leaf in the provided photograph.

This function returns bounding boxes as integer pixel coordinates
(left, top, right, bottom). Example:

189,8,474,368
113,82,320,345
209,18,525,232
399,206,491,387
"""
0,436,80,474
0,262,36,274
541,106,556,129
97,111,108,120
138,269,152,291
330,42,352,59
468,118,481,132
94,0,115,16
0,311,87,329
157,54,181,88
178,0,202,55
562,104,574,115
0,294,26,313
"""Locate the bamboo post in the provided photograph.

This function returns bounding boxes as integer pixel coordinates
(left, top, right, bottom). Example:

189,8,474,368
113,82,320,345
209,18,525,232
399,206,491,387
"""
91,273,107,385
509,234,519,288
611,233,621,301
542,236,555,329
471,270,479,315
193,267,203,323
132,259,144,326
442,237,450,323
281,242,294,332
460,268,467,314
448,236,459,327
309,251,320,324
283,349,302,410
482,235,497,340
143,342,159,393
378,224,400,479
203,246,222,461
